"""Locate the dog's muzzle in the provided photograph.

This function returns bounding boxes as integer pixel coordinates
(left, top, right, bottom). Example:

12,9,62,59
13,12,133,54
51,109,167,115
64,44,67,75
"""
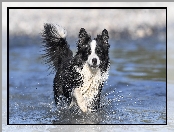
90,58,99,68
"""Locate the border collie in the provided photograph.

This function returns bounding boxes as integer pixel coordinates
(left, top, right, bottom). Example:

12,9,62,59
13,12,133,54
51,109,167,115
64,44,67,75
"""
42,23,110,112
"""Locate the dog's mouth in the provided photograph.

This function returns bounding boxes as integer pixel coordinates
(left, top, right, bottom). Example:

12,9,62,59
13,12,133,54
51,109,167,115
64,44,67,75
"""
90,65,98,68
88,58,100,69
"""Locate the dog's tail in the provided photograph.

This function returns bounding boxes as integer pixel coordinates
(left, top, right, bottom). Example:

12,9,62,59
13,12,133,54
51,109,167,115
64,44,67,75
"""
41,23,73,72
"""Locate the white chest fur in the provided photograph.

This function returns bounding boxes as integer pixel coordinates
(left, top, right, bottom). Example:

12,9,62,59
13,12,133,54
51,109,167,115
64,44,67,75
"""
72,63,108,112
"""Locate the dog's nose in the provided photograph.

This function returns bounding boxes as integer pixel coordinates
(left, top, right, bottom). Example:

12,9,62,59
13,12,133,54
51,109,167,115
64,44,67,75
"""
92,58,97,65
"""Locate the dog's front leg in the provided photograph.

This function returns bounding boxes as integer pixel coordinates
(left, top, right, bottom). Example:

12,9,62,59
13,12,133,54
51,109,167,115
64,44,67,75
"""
73,88,88,112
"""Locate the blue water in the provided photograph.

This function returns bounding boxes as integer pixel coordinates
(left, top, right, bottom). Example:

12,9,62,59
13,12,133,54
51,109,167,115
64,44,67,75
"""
9,35,166,124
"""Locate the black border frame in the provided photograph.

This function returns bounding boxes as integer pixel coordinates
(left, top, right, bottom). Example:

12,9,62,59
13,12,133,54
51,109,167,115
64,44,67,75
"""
7,6,167,125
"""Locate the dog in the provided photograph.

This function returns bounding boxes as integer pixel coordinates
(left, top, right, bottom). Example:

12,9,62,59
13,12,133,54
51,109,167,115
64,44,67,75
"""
42,23,110,112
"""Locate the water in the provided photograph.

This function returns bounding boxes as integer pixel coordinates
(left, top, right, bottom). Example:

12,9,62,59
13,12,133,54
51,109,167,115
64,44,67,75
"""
8,35,166,124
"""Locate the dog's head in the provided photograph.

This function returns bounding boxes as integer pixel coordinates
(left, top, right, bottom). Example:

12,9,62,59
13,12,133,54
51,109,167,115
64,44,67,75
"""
76,28,110,71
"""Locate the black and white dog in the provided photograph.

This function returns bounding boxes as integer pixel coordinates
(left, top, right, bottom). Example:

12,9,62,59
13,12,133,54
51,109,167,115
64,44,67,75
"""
42,23,110,112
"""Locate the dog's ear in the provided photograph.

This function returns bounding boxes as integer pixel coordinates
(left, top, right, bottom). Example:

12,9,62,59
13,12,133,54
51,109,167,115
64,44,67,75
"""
79,28,88,38
102,29,109,44
77,28,91,48
102,29,110,48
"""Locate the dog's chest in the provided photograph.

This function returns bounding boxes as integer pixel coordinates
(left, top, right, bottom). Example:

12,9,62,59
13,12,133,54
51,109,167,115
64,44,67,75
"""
72,63,103,112
78,63,102,101
72,63,109,112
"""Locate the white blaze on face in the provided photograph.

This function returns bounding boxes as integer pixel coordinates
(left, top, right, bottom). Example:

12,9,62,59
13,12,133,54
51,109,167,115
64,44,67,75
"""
88,40,100,67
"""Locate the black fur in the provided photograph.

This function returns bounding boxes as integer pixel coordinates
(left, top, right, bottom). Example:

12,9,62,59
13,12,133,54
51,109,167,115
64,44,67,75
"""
42,23,73,72
95,29,110,73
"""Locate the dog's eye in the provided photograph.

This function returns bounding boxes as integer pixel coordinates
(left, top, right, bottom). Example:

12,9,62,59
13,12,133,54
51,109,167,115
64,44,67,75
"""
87,49,91,55
85,47,90,55
96,48,102,55
83,45,91,55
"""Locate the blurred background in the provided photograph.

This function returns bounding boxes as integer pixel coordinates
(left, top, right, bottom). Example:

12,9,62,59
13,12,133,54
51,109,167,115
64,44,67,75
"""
2,2,173,132
9,9,166,40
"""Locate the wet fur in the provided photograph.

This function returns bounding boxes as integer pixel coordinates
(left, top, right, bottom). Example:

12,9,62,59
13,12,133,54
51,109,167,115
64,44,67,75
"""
42,23,110,112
